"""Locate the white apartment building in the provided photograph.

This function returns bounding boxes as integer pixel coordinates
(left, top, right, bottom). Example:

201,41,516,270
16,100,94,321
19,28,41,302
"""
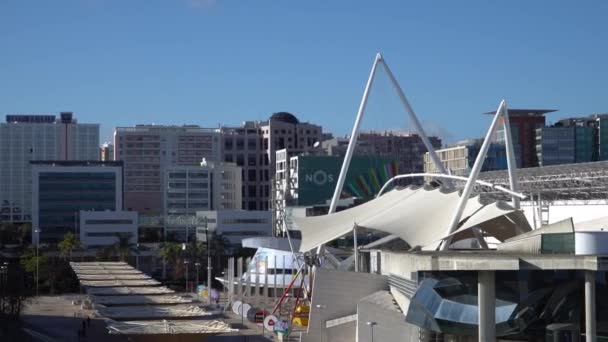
195,210,272,247
163,159,242,241
79,211,138,249
0,113,99,223
113,125,221,215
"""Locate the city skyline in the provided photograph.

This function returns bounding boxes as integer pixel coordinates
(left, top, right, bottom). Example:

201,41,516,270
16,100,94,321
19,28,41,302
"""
2,1,607,144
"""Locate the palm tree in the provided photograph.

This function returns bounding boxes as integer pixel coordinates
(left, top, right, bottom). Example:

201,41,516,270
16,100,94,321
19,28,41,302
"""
58,232,80,261
113,233,137,262
96,246,114,261
160,242,182,280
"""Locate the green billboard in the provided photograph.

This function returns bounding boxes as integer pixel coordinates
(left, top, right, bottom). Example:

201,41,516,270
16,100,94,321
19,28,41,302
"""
296,155,398,206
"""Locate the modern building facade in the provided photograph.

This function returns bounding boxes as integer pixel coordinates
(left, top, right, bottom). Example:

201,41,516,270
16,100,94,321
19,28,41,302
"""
79,210,138,249
323,131,442,176
423,139,508,177
100,142,114,161
0,113,99,223
195,210,272,248
114,125,221,215
274,152,398,235
221,112,323,211
31,161,123,243
490,108,555,168
163,160,242,241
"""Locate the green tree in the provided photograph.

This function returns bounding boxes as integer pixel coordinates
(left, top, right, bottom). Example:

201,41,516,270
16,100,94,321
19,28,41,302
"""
58,232,80,261
160,242,182,280
113,233,137,261
16,223,31,245
19,247,48,291
96,246,115,261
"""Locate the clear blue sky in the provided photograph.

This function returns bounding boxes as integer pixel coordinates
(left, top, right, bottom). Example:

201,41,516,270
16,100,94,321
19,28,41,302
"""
1,0,607,144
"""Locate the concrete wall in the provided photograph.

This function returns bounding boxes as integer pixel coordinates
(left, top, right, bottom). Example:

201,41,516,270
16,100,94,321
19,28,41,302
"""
304,269,388,342
327,321,357,342
521,201,608,226
357,296,419,342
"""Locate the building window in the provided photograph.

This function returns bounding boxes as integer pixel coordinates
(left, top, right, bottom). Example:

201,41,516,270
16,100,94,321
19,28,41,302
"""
248,201,257,210
236,154,244,166
248,154,256,166
248,170,256,182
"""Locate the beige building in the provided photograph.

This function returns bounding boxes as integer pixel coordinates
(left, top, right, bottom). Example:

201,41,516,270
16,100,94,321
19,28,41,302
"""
221,112,323,211
423,145,471,177
114,125,221,215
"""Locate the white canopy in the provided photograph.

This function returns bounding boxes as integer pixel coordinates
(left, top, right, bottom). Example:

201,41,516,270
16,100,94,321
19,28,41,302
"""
293,186,530,251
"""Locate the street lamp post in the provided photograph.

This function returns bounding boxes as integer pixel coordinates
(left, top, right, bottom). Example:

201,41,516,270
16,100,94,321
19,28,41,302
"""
195,262,200,293
135,243,140,270
34,228,40,297
184,260,189,293
366,321,377,342
1,264,7,312
204,217,211,304
316,304,326,342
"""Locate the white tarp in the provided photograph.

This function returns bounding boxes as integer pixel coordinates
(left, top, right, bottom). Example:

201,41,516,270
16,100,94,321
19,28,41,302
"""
446,202,531,242
293,186,529,251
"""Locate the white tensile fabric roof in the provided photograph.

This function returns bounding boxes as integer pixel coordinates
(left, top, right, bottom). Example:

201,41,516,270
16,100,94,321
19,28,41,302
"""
96,304,212,320
106,319,237,335
293,186,531,252
91,295,192,306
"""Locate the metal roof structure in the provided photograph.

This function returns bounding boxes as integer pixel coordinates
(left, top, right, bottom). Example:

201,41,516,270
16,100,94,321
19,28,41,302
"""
79,279,161,287
478,161,608,202
106,319,237,335
69,262,237,336
85,286,175,296
96,304,212,320
76,274,151,281
91,295,193,306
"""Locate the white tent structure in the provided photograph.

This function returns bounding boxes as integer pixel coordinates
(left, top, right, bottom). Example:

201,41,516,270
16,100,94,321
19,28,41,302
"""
294,185,530,252
289,53,526,256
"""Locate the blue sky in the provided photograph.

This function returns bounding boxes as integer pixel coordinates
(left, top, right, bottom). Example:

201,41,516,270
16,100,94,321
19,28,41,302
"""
1,0,607,144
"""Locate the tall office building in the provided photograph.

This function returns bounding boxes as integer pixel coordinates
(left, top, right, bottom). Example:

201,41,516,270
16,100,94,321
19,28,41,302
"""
31,161,122,243
323,131,442,177
163,159,242,241
221,112,323,211
489,109,556,168
0,113,99,223
424,139,508,177
113,125,221,215
100,142,114,161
